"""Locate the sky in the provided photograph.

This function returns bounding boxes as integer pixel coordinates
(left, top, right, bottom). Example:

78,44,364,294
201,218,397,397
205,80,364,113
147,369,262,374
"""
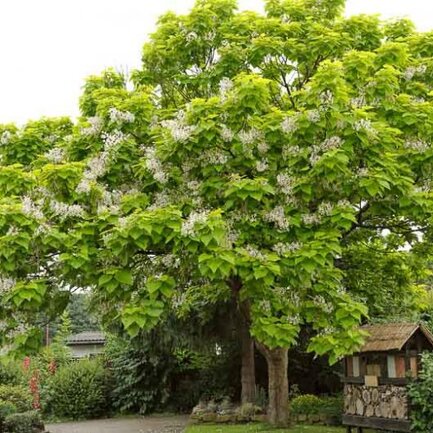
0,0,432,124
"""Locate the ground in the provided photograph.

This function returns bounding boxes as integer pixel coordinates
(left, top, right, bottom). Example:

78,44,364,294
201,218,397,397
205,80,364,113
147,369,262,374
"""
46,415,189,433
186,424,376,432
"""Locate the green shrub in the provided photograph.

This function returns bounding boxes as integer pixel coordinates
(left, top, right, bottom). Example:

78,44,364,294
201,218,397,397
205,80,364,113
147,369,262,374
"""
0,386,32,413
0,402,17,420
43,359,109,420
3,411,44,433
408,352,433,432
0,362,22,386
290,394,323,415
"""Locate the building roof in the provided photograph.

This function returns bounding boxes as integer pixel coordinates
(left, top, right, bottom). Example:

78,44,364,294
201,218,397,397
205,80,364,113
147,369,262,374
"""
66,331,106,346
359,323,433,353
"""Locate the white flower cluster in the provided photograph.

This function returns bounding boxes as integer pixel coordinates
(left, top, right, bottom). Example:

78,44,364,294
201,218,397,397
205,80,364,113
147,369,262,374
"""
145,147,167,184
226,229,239,245
0,276,15,293
350,94,366,109
0,130,12,145
245,245,266,261
403,64,427,81
282,144,301,159
238,128,262,145
286,314,301,326
161,110,196,143
317,326,337,337
404,138,429,152
109,107,135,124
6,226,19,236
219,77,233,100
161,254,181,269
281,115,299,134
148,191,171,210
185,31,198,43
306,110,320,123
264,206,289,230
257,141,269,155
319,90,334,107
97,189,123,215
259,300,272,314
302,213,321,225
221,125,234,142
81,116,103,137
172,292,187,310
356,167,369,177
77,131,126,193
202,149,229,166
354,119,376,135
272,241,302,255
313,295,333,313
317,202,334,217
181,210,210,237
256,159,269,172
50,201,85,220
309,136,343,166
22,196,44,220
44,147,65,164
276,173,295,195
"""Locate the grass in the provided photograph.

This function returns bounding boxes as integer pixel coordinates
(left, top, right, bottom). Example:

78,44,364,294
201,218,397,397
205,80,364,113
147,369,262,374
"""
185,423,346,433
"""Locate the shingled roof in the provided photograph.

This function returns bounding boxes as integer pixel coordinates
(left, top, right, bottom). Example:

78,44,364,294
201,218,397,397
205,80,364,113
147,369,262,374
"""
359,323,433,353
66,331,105,346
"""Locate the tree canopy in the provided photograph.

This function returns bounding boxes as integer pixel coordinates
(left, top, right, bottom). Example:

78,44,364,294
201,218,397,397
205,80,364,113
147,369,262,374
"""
1,0,433,425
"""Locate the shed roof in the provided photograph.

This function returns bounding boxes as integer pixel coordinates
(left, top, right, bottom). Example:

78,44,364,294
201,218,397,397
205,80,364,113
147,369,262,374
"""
66,331,105,346
359,323,433,353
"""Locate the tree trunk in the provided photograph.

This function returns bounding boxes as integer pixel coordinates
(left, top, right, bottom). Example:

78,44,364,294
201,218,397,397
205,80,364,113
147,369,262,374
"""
240,317,256,404
258,344,290,427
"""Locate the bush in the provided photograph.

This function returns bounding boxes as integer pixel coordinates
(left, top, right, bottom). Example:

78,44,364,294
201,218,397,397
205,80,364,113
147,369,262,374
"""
3,411,44,433
0,386,32,413
408,352,433,432
290,394,323,415
43,359,109,420
0,362,23,386
290,394,343,425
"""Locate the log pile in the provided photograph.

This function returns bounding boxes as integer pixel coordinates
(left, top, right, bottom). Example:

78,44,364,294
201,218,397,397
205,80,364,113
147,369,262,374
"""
344,384,408,420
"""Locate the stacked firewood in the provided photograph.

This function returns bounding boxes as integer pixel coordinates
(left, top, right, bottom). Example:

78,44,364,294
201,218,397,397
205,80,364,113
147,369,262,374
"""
344,384,408,420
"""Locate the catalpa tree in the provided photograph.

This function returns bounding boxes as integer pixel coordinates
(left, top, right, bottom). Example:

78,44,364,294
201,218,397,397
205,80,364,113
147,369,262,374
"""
2,0,433,426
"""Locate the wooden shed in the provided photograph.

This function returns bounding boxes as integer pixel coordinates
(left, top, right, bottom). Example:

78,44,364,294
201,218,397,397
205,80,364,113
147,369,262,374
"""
342,323,433,432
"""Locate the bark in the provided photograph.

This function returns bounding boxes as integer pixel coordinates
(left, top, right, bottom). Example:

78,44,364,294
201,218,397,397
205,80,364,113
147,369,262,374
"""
240,317,256,404
258,344,290,427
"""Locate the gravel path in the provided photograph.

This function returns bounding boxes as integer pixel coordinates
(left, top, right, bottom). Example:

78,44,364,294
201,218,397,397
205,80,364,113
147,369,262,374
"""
46,415,189,433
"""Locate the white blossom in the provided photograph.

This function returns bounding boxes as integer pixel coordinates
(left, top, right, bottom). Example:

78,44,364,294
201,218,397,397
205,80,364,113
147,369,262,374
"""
109,107,135,124
221,125,234,142
181,210,210,237
81,116,103,136
272,242,302,255
172,292,187,309
317,202,333,217
50,201,85,220
0,276,16,294
404,138,429,152
357,167,369,177
281,115,299,134
219,77,233,100
257,141,269,154
313,295,333,313
302,213,321,225
44,147,65,164
245,245,266,261
322,136,343,151
186,31,198,42
319,90,334,106
306,110,320,123
161,111,196,143
144,147,167,184
282,144,301,159
203,149,229,165
101,130,126,152
264,206,289,230
350,95,366,109
0,131,11,145
256,159,269,172
6,226,19,236
403,65,427,81
22,196,44,220
354,119,376,134
238,128,262,145
259,300,272,314
161,254,180,269
276,173,295,195
148,192,171,210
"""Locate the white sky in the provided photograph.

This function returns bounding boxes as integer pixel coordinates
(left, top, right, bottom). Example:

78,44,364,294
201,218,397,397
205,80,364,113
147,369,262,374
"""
0,0,432,124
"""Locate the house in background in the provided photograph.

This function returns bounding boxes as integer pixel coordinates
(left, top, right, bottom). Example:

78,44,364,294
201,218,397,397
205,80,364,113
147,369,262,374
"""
66,331,106,358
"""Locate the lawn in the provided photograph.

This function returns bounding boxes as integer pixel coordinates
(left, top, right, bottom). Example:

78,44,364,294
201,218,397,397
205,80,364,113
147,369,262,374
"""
185,424,347,433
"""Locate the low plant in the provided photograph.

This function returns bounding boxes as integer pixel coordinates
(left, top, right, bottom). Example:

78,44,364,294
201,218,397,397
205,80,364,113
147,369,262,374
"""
408,352,433,432
0,386,32,413
43,358,109,420
290,394,323,415
3,411,44,433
